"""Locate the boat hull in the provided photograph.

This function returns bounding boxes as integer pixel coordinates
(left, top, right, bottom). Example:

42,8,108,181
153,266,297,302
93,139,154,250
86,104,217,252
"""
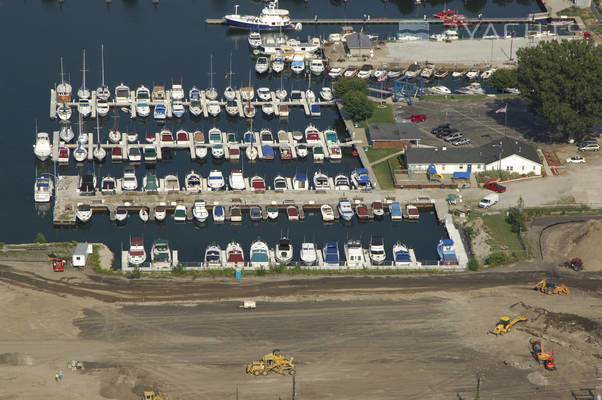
225,16,293,31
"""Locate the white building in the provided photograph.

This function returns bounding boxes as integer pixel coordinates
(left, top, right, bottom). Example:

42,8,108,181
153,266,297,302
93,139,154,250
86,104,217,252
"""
72,243,93,268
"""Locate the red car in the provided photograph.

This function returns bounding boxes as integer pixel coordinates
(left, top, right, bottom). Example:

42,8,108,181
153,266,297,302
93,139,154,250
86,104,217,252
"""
405,114,427,122
484,181,507,193
583,32,592,39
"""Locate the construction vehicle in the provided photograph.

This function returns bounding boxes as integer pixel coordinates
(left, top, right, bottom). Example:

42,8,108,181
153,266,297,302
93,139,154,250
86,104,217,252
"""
489,316,528,336
529,339,556,371
563,257,583,271
142,391,168,400
534,279,570,295
240,300,256,310
52,258,68,272
246,349,296,376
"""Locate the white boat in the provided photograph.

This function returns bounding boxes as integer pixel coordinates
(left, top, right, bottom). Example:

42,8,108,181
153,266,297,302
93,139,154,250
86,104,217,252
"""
296,144,308,158
128,237,147,266
56,57,72,103
373,66,388,80
291,54,305,74
189,87,202,116
293,173,308,190
207,100,221,117
60,125,75,142
114,83,130,103
77,50,90,100
225,241,244,267
427,85,451,95
208,170,225,191
273,175,287,191
212,205,225,223
229,170,246,190
33,131,52,161
244,102,256,118
387,69,403,79
271,56,284,73
248,32,262,48
320,87,333,101
305,89,316,103
135,85,151,117
205,243,222,267
57,103,72,121
78,98,91,118
262,103,274,116
224,86,236,101
151,239,172,269
357,69,371,80
444,29,459,41
224,1,294,31
343,67,358,78
122,166,138,191
255,56,269,74
274,235,293,264
115,207,129,223
225,100,238,116
320,204,335,221
192,200,209,222
300,242,317,266
171,78,185,101
451,71,463,79
206,56,218,100
96,44,110,101
246,145,258,161
328,67,342,79
344,239,365,267
250,240,270,267
310,58,325,75
404,63,421,78
257,87,271,101
313,172,331,190
393,242,412,265
154,205,167,222
127,132,138,144
101,176,116,194
267,206,279,219
93,117,106,162
420,66,434,79
481,69,496,79
73,141,87,162
337,200,354,221
163,174,180,194
172,101,185,118
127,146,141,162
185,170,202,193
369,236,386,265
455,82,485,95
173,205,187,222
76,204,93,223
465,70,479,80
34,174,53,203
351,168,373,191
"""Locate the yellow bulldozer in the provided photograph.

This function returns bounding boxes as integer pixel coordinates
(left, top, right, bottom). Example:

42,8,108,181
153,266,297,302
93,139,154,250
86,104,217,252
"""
489,316,528,336
247,349,296,376
534,279,570,295
142,392,167,400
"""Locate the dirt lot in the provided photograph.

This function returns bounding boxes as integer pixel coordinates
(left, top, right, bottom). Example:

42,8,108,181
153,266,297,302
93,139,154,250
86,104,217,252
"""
0,245,601,400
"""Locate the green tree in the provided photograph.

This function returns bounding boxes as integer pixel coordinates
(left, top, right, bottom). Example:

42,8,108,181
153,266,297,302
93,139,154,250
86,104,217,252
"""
334,77,368,98
34,232,46,244
489,69,518,91
467,258,480,271
516,40,602,140
342,91,375,122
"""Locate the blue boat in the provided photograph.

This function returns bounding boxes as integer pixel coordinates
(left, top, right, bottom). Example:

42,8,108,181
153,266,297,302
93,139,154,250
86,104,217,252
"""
213,205,225,222
351,168,373,191
249,206,263,222
250,240,270,267
311,104,321,117
154,103,167,120
390,202,402,220
244,130,255,144
437,239,458,265
393,242,412,264
262,145,274,160
224,1,294,31
323,242,340,266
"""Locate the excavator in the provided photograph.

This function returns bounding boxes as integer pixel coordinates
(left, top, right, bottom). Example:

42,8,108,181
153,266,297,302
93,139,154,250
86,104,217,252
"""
142,392,167,400
529,339,556,371
247,349,296,376
489,316,528,336
534,279,570,295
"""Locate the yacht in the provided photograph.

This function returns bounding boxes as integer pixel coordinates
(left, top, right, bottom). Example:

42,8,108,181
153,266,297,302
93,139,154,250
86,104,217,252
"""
122,167,138,191
206,56,218,100
275,87,287,100
465,70,479,80
343,67,358,78
171,78,185,101
78,98,91,118
286,205,299,221
224,1,294,31
173,204,187,222
154,205,167,222
154,103,167,120
334,174,351,191
344,239,365,267
100,176,116,194
189,87,202,116
369,236,386,265
260,128,274,145
300,242,317,266
229,170,246,190
164,174,180,193
230,206,243,223
57,103,72,121
274,235,293,264
323,242,340,266
185,171,202,193
248,32,262,48
320,204,335,222
115,207,129,223
481,69,496,79
387,69,403,79
127,146,141,162
337,200,354,221
266,206,279,220
393,242,412,265
96,44,110,101
320,87,333,101
249,205,262,222
373,65,388,80
205,243,222,268
304,125,320,145
328,67,342,79
76,204,93,223
271,56,284,73
60,124,75,142
351,168,373,191
172,101,185,118
127,237,147,266
226,241,245,266
296,144,308,158
207,100,221,117
208,170,225,191
33,132,52,161
143,173,159,192
114,83,130,103
262,103,274,116
437,239,458,265
434,69,449,79
273,175,287,191
56,57,72,103
404,63,422,78
257,87,271,101
250,240,270,268
34,174,53,203
243,102,256,118
313,172,330,190
372,202,385,219
213,204,225,223
135,85,151,117
310,58,325,75
250,176,266,192
420,66,434,79
240,86,254,101
208,128,224,158
255,57,269,74
192,200,209,223
139,207,149,222
224,86,236,101
427,85,451,95
451,71,463,79
151,239,172,269
291,55,305,74
293,173,308,190
305,89,316,103
455,82,485,95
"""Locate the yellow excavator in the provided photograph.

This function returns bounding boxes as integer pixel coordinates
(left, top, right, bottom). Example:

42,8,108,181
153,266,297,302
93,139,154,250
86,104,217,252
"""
142,392,167,400
534,279,570,295
247,349,296,376
489,316,528,336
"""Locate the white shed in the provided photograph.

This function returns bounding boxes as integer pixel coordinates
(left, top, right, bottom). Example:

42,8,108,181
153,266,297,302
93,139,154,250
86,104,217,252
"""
72,243,93,268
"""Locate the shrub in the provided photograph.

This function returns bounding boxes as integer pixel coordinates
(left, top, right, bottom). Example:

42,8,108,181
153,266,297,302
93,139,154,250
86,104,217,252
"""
486,252,510,266
506,208,526,233
34,232,47,244
467,258,480,271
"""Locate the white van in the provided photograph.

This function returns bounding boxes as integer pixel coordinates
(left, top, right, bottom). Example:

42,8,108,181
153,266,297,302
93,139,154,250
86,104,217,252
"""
479,193,499,208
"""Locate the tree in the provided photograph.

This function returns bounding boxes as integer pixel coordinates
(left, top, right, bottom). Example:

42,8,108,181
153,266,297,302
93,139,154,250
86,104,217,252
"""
516,39,602,140
489,68,518,91
334,77,368,98
342,91,375,122
34,232,46,244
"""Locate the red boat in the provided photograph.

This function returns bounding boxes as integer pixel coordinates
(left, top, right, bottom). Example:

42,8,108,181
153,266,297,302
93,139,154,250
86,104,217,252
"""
356,204,369,221
146,133,156,143
57,146,70,163
161,130,174,143
250,176,266,192
111,147,123,162
281,146,292,160
372,202,385,219
226,242,244,266
434,10,455,18
286,205,299,221
229,147,240,159
176,129,189,145
306,132,320,144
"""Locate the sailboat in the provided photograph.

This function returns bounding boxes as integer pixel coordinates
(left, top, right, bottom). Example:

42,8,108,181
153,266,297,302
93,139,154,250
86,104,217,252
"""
108,113,121,143
77,49,90,100
275,71,287,100
240,70,255,101
93,116,106,162
224,52,236,101
96,44,110,101
206,54,218,100
56,57,72,103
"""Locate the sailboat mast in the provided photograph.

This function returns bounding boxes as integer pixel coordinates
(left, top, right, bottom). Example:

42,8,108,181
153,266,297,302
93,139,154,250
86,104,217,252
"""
209,54,215,90
60,57,65,86
100,43,105,87
82,49,87,92
229,52,233,88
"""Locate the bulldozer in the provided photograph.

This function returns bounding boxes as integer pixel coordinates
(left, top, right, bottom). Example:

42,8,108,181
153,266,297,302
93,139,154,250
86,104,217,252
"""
529,339,556,371
246,349,296,376
489,316,528,336
534,279,570,295
142,392,167,400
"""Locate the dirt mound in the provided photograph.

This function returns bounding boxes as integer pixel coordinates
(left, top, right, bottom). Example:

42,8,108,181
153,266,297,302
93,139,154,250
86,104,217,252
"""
0,352,32,366
541,219,602,271
567,219,602,271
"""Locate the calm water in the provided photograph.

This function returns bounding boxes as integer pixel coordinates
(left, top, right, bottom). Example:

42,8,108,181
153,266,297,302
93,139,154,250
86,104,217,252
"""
0,0,540,262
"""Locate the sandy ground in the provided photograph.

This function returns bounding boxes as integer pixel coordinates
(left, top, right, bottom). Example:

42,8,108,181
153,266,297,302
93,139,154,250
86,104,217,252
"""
540,219,602,271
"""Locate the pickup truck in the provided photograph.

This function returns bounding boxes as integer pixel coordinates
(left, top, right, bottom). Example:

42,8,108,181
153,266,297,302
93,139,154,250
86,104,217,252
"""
479,193,499,208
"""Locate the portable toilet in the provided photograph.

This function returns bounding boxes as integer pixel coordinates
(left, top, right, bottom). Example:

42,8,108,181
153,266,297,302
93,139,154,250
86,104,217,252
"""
235,269,242,280
72,243,93,269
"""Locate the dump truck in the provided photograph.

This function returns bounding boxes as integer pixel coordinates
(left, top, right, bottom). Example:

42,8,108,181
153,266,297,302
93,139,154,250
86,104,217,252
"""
247,349,296,376
489,316,528,336
534,279,570,295
529,339,556,371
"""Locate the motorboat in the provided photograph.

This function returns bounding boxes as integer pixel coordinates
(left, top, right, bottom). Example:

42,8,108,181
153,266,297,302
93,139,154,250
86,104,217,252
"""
208,170,225,191
334,174,350,191
172,101,186,118
344,239,365,267
267,206,279,220
296,144,308,158
406,204,420,220
170,78,185,101
427,85,451,95
323,242,340,266
122,166,138,191
34,174,53,203
372,202,385,219
465,70,479,80
230,206,242,222
343,67,358,78
127,146,141,162
189,87,202,116
114,83,130,103
373,65,387,80
205,243,222,267
208,128,224,158
305,89,316,103
300,242,317,266
143,145,157,162
404,63,421,78
369,236,386,265
127,132,138,144
152,85,166,102
280,144,292,160
320,87,333,101
420,66,434,79
212,204,225,222
33,132,52,161
273,175,287,191
60,124,75,142
434,69,449,79
337,200,354,221
274,235,293,264
164,174,180,194
262,103,274,116
455,82,485,95
481,69,496,79
250,175,266,192
293,173,308,191
135,85,151,117
250,240,270,267
249,205,262,222
304,125,320,145
351,168,373,191
57,145,70,163
312,146,325,161
73,141,87,163
255,57,269,74
275,88,287,100
173,204,187,222
271,56,284,73
328,67,342,79
78,173,96,195
229,170,246,190
116,207,129,224
154,103,167,120
225,100,238,116
260,129,274,145
139,207,149,223
309,58,324,75
151,239,172,269
161,130,174,144
248,32,262,48
327,144,342,160
96,44,110,101
357,68,372,80
226,241,245,267
246,145,258,161
390,201,403,220
355,204,369,221
451,71,463,79
257,87,271,101
244,130,255,145
207,100,221,117
393,242,412,265
78,98,91,118
224,1,294,31
76,204,93,223
290,90,303,103
143,173,159,192
57,103,72,121
313,172,330,190
192,200,209,222
154,205,167,222
387,69,403,79
185,171,202,193
286,205,299,221
100,176,116,194
320,204,335,222
291,55,305,74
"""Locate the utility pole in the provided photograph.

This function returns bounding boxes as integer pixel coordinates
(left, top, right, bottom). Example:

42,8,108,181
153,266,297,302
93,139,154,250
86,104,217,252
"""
292,374,296,400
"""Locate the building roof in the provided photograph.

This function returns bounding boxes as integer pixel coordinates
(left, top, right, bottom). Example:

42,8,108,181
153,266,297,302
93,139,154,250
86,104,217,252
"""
367,123,422,143
480,136,540,165
346,32,371,49
73,243,90,256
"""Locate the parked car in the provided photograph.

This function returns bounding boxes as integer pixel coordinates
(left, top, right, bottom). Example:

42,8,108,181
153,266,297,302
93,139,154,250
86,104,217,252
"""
578,143,600,152
431,123,450,134
484,181,507,193
444,132,464,142
436,127,459,137
566,156,586,164
452,137,471,146
405,114,427,122
479,193,499,208
583,31,592,39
